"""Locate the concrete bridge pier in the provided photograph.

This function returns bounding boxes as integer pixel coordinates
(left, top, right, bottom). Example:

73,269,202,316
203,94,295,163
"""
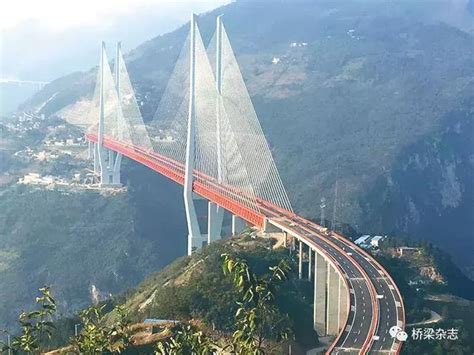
298,240,303,279
231,215,246,235
112,152,122,184
93,143,99,174
88,140,93,159
338,277,349,331
190,233,208,251
208,202,224,243
326,264,340,335
308,247,313,281
108,150,114,172
283,231,288,247
314,251,327,336
312,250,349,337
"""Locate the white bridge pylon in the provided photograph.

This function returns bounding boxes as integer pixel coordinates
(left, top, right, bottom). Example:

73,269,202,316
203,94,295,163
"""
88,14,293,254
151,14,294,254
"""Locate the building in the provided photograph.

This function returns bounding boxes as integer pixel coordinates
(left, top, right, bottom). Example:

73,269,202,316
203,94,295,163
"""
370,236,385,248
396,247,421,257
354,235,371,245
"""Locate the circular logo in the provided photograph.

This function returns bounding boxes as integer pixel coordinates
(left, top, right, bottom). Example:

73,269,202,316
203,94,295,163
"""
389,326,402,338
396,331,408,341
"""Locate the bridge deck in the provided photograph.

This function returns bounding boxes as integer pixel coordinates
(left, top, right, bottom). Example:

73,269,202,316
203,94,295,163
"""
86,134,405,354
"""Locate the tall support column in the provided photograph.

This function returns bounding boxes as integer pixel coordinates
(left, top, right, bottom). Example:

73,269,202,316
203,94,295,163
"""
231,215,246,235
283,231,288,248
206,15,225,242
326,264,340,335
108,150,114,169
215,15,223,184
97,42,110,186
338,277,348,331
112,41,123,185
184,14,202,255
113,153,122,185
93,142,99,174
208,201,224,243
298,240,303,279
88,140,93,159
314,252,327,335
308,247,312,281
108,150,115,182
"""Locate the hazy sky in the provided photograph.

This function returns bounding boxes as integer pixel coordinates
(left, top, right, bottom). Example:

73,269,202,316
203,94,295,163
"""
0,0,229,30
0,0,230,80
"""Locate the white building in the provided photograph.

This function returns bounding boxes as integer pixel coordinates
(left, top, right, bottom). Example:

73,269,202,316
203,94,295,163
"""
370,236,385,248
354,235,371,245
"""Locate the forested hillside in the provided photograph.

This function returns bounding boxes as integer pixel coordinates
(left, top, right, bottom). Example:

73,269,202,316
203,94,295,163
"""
22,0,474,277
0,159,187,330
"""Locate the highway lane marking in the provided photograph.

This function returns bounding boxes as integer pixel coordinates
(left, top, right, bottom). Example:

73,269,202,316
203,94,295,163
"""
334,347,362,351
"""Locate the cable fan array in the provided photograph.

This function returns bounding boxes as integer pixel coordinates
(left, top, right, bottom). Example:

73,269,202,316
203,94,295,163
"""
88,17,293,215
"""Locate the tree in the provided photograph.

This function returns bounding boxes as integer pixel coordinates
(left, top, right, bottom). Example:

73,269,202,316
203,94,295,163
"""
222,253,292,354
1,286,57,353
110,305,132,351
73,304,132,353
155,324,216,355
73,305,110,353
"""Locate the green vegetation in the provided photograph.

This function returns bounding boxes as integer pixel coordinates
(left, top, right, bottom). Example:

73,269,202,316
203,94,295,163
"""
72,304,132,353
105,235,316,350
1,287,57,353
3,240,309,354
20,0,474,276
374,237,474,353
0,184,169,331
221,253,292,353
155,324,215,355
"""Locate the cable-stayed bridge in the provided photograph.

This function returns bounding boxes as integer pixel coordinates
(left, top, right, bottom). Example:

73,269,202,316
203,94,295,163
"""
82,14,405,354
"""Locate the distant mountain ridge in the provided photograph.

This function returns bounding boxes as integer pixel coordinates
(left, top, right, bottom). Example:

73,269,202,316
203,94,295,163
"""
21,0,474,276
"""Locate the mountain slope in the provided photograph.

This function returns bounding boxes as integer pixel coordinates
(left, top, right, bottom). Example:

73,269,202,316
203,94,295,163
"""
0,158,188,330
22,0,474,275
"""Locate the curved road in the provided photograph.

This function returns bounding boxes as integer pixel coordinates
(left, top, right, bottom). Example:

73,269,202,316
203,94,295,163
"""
86,134,405,354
